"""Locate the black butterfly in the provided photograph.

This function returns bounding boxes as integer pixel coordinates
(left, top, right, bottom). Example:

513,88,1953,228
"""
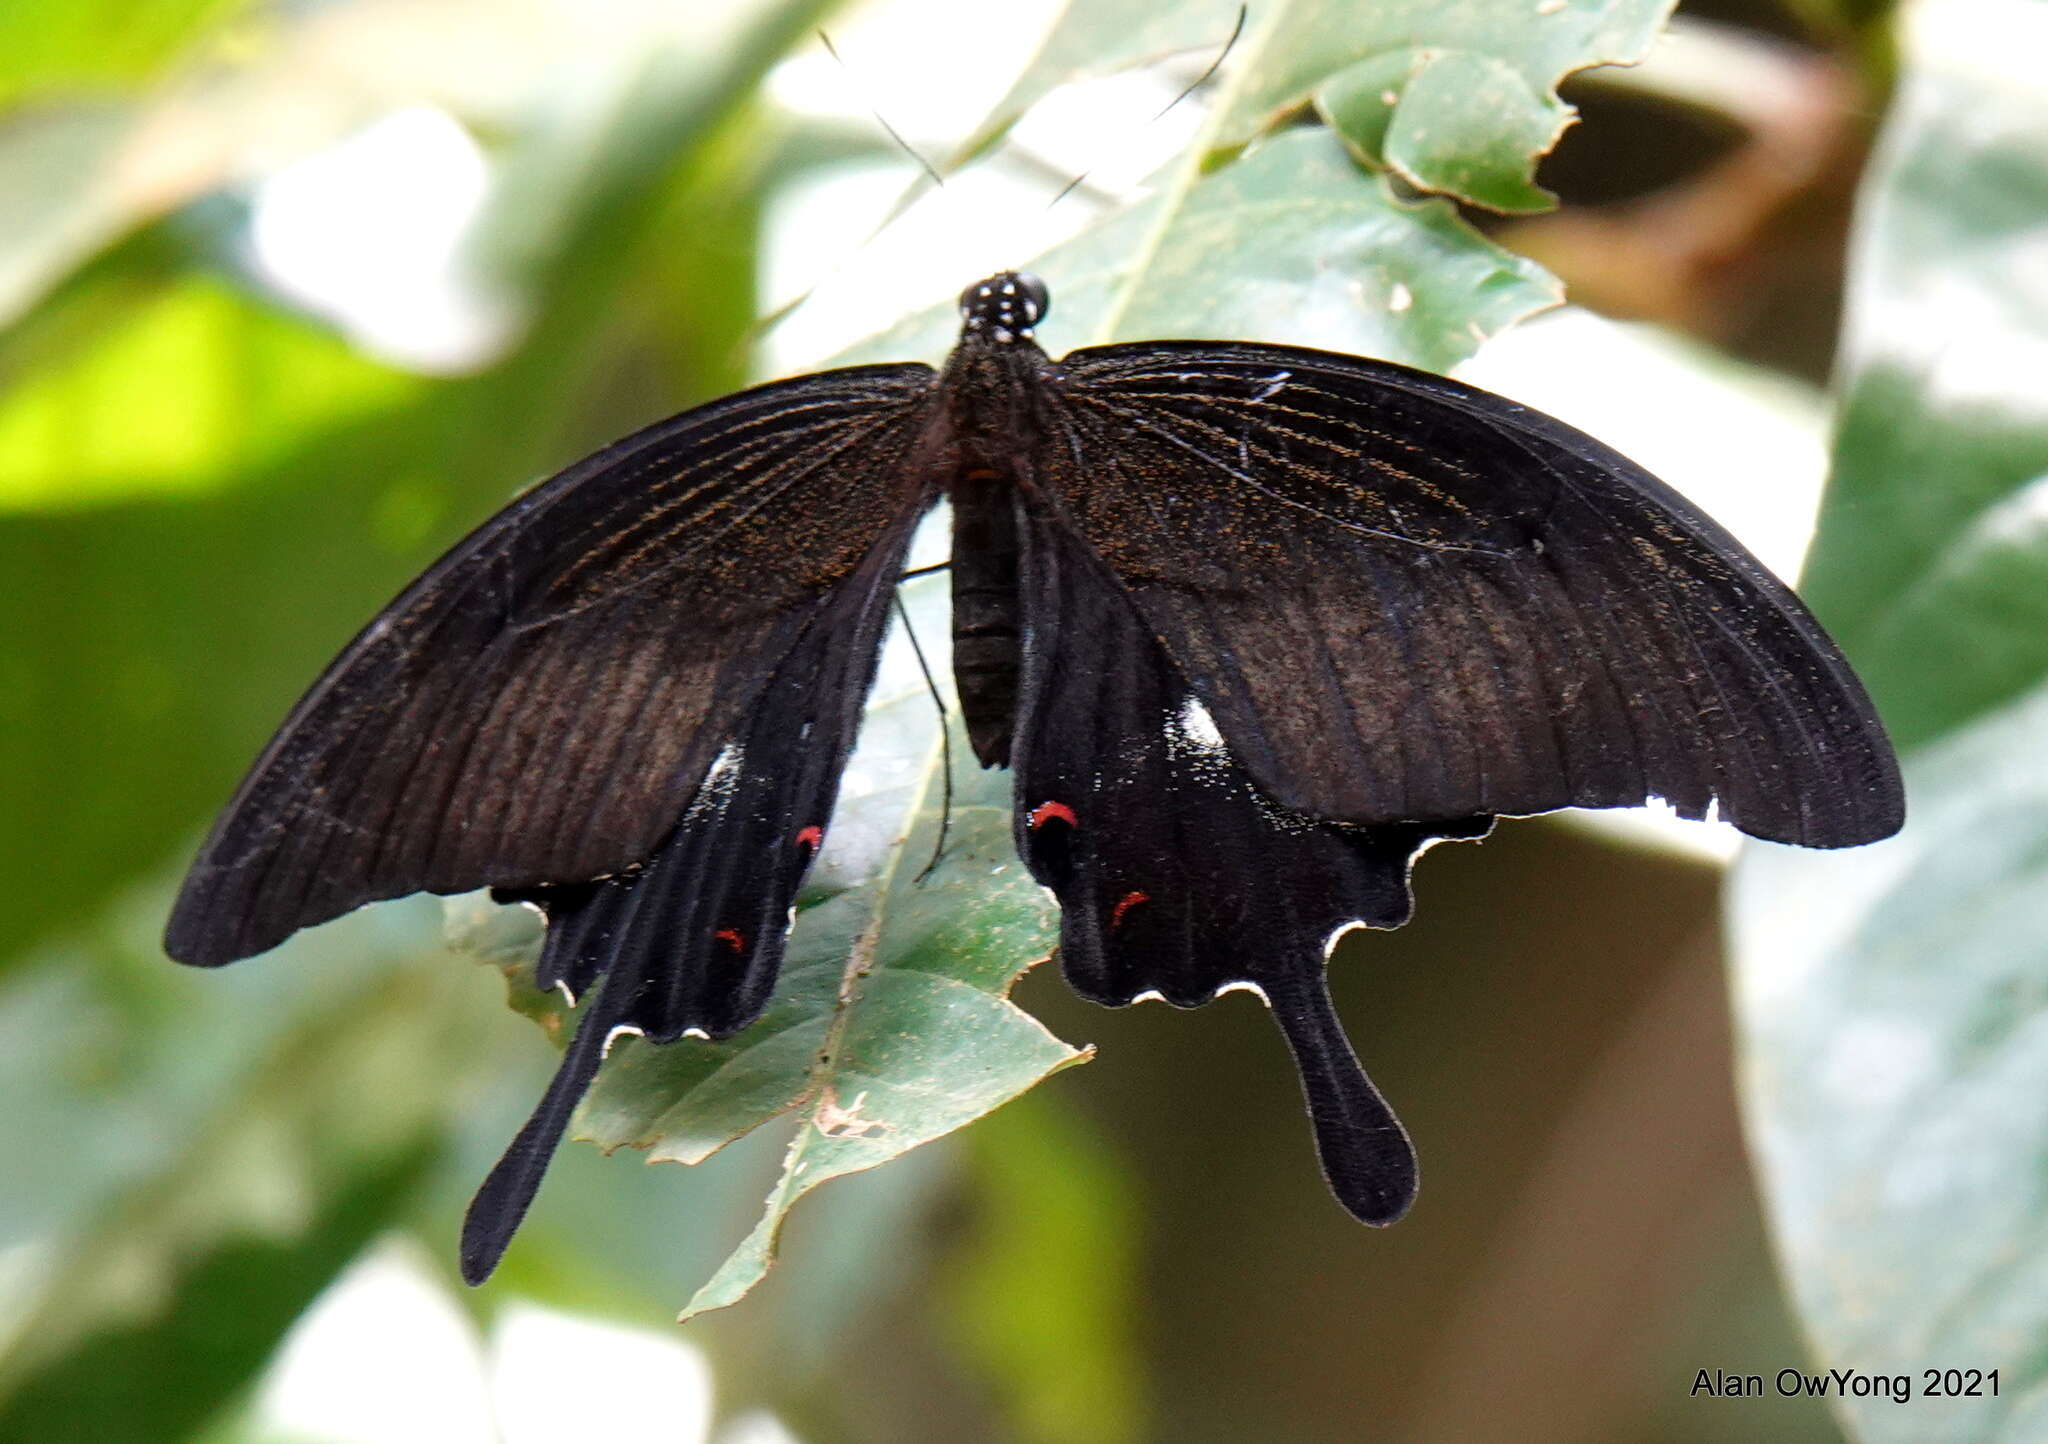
165,271,1903,1284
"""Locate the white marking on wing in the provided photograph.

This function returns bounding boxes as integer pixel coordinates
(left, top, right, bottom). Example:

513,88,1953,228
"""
1213,980,1271,1003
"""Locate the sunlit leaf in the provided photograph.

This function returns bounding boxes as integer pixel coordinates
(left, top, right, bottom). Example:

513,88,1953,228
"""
0,284,439,970
0,0,261,328
961,0,1241,165
0,0,247,109
1730,3,2048,1438
0,275,410,511
0,104,144,327
832,0,1615,372
833,129,1556,370
1092,127,1558,359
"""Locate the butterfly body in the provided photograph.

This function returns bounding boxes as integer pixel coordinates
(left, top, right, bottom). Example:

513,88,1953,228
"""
930,277,1062,767
165,270,1903,1284
948,477,1027,767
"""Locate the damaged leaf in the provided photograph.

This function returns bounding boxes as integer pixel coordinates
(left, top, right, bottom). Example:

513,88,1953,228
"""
961,0,1672,213
453,581,1083,1319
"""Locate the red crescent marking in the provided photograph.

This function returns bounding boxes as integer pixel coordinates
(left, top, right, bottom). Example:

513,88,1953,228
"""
1028,800,1078,829
795,825,824,850
715,928,745,954
1109,890,1150,929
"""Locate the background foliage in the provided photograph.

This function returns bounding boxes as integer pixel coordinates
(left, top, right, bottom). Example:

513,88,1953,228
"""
1,0,2037,1440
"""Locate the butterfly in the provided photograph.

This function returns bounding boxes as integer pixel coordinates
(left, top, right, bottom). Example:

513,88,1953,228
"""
164,270,1904,1284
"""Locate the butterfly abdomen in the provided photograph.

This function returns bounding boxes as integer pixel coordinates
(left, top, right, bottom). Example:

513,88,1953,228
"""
949,475,1025,768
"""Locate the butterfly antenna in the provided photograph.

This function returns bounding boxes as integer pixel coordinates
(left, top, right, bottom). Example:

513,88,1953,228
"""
1046,4,1247,212
819,29,945,190
732,33,950,367
892,591,954,883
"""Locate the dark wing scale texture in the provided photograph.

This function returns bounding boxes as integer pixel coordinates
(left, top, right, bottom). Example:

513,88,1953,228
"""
164,364,937,965
462,526,915,1283
1008,501,1488,1225
1041,341,1903,847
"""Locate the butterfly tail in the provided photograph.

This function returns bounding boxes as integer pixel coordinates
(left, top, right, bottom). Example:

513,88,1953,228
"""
460,972,632,1285
1265,972,1417,1227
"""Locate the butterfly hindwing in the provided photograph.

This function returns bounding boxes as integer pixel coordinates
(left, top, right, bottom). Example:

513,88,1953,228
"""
500,517,917,1039
1007,500,1490,1224
164,365,937,966
1041,341,1903,848
461,523,916,1282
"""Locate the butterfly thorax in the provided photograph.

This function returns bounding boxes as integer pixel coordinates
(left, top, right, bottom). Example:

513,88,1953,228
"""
933,326,1055,466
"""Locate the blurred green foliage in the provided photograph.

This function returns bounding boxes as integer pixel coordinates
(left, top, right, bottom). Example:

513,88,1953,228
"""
0,0,248,109
0,0,2037,1441
1730,7,2048,1440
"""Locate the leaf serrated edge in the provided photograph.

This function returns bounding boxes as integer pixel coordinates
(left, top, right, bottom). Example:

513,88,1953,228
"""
672,729,1088,1320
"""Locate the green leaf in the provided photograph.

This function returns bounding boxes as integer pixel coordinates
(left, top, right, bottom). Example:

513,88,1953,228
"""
0,1144,437,1444
834,128,1557,372
1316,49,1567,214
0,0,247,109
830,0,1626,377
967,0,1673,213
1729,7,2048,1440
1090,127,1558,363
459,589,1083,1319
665,727,1080,1320
0,0,261,327
960,0,1243,160
0,275,411,511
1296,0,1672,213
0,290,436,970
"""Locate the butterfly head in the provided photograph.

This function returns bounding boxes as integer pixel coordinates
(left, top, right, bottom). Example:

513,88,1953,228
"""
959,272,1049,345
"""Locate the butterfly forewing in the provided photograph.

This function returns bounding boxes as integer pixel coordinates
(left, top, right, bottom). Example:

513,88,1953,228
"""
1040,341,1903,848
164,364,938,966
